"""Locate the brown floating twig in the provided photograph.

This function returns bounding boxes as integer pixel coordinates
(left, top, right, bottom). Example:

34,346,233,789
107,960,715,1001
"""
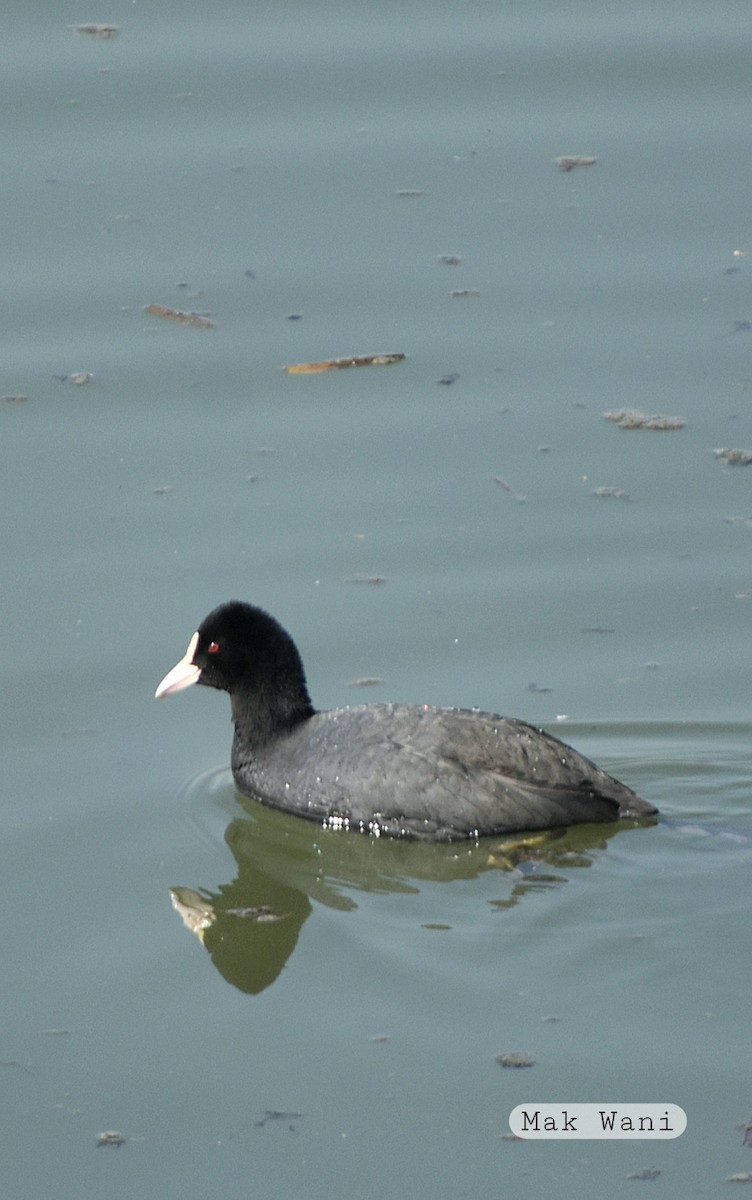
144,304,215,329
284,353,405,374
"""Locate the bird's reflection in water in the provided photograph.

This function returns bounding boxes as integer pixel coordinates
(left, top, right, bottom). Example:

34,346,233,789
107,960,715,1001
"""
170,795,654,994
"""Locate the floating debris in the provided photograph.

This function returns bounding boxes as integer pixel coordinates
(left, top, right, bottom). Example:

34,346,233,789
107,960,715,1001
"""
439,254,462,266
604,408,685,430
369,1033,392,1043
143,304,215,329
556,155,597,172
625,1167,661,1181
284,352,405,374
714,448,752,466
96,1131,127,1148
254,1110,303,1128
450,288,480,298
0,1059,32,1073
70,23,119,38
496,1053,535,1069
55,371,94,385
493,477,527,503
726,1174,752,1183
395,189,424,197
169,887,215,940
593,486,631,500
437,373,459,385
527,682,552,694
2,394,29,404
582,626,615,634
225,906,286,923
347,677,385,688
346,574,387,585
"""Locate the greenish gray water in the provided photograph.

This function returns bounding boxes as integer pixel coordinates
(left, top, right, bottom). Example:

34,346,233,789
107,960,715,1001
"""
2,2,751,1197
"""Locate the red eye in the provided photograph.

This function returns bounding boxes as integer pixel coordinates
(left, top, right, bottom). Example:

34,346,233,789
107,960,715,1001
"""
208,641,220,654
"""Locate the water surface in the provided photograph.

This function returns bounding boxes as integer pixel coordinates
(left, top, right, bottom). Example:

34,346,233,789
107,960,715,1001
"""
2,2,751,1197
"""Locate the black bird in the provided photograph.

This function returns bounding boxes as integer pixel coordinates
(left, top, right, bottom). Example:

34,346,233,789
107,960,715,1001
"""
155,601,657,841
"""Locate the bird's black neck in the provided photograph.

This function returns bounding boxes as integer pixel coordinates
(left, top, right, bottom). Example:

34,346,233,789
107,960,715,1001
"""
230,680,315,751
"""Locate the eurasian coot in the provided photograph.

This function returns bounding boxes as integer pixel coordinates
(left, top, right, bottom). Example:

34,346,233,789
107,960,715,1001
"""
155,601,657,840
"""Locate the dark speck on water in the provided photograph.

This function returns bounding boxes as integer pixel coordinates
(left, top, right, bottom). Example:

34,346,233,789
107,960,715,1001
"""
738,1119,752,1146
255,1111,303,1128
555,155,597,171
70,22,118,38
493,477,527,503
0,1060,32,1074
